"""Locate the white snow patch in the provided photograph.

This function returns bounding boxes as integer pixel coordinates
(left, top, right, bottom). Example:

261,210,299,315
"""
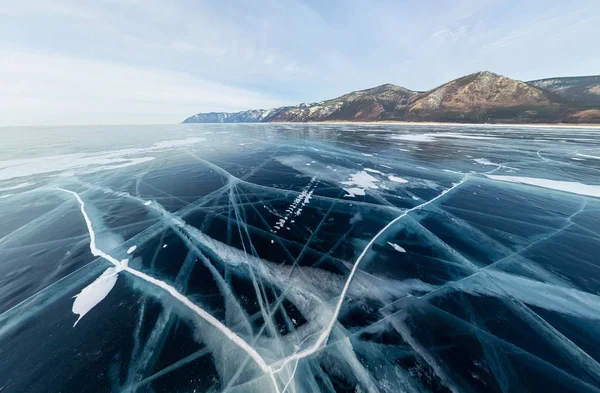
342,171,379,189
343,187,365,197
387,242,406,253
485,175,600,198
144,200,152,206
341,171,379,197
72,267,119,326
127,245,137,254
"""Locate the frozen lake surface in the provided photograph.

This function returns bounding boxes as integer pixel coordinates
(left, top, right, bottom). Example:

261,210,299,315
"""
1,123,600,393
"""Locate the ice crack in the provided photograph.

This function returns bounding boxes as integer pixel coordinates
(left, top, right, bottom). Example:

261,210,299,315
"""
56,188,283,393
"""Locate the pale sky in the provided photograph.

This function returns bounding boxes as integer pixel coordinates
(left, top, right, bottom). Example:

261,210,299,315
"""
1,0,599,126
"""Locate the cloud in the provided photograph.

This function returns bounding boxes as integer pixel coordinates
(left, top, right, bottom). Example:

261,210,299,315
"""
171,41,202,54
431,26,467,42
0,47,285,126
1,0,599,125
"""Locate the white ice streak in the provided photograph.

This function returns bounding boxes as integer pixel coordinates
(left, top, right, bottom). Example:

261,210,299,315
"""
485,175,600,198
0,181,36,191
57,188,126,267
387,242,406,253
388,175,408,183
0,137,206,181
57,188,127,325
363,168,384,175
577,153,600,160
536,150,549,162
391,132,497,143
460,271,600,321
391,134,436,142
473,158,497,166
73,157,156,175
150,137,207,149
433,132,497,140
443,169,463,174
1,152,155,181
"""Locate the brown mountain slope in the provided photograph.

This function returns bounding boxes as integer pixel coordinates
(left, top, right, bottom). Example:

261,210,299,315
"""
266,84,419,122
527,75,600,106
402,71,564,122
183,71,600,124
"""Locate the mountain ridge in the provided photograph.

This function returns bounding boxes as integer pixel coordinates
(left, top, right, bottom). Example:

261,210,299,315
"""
527,75,600,106
183,71,600,124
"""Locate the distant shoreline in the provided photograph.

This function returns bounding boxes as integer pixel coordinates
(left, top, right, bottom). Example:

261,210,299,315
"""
3,121,599,129
266,121,600,128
